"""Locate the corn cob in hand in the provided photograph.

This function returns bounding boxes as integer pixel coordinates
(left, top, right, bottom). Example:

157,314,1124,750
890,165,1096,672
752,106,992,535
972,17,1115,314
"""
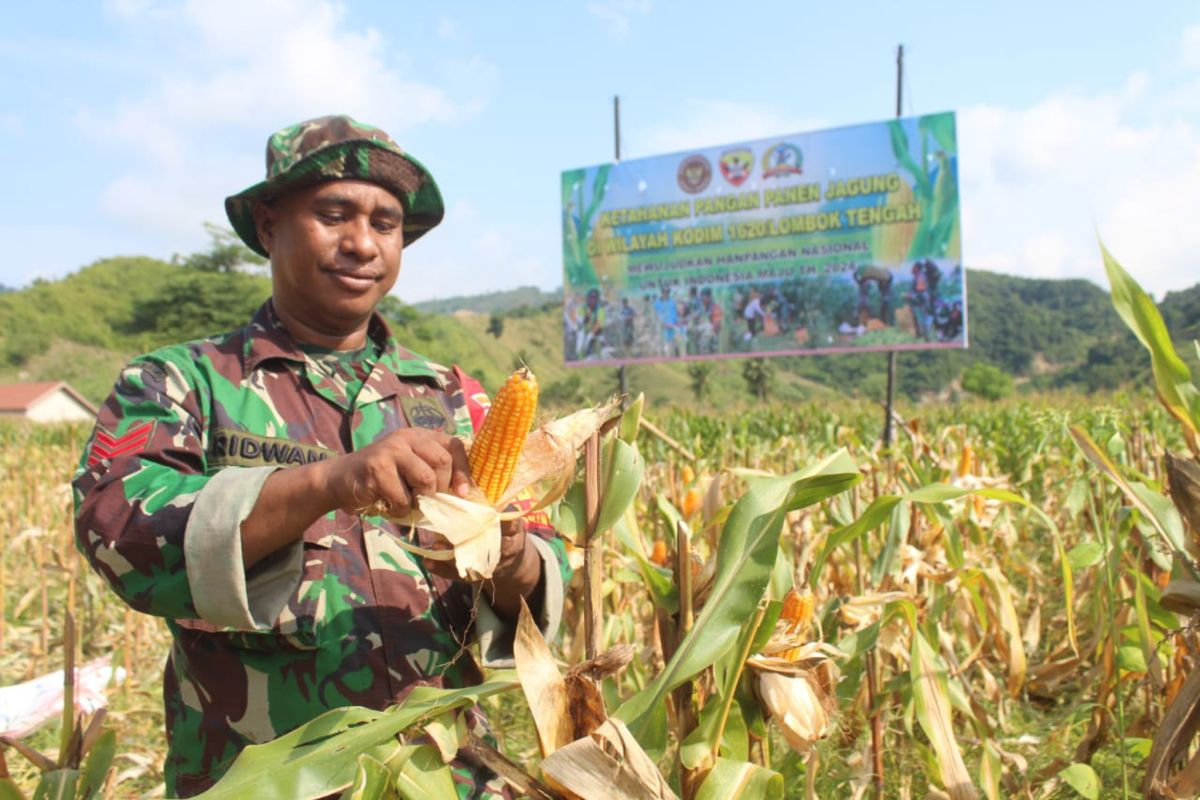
468,367,539,503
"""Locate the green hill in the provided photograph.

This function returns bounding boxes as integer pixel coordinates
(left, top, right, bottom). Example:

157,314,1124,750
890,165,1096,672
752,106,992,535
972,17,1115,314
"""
410,286,559,316
1,252,1197,410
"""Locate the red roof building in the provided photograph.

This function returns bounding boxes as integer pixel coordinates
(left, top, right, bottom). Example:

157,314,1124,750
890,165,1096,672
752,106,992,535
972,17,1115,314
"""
0,382,98,423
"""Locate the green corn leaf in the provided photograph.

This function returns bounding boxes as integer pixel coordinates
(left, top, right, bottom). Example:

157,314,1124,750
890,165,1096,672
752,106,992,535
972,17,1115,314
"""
393,746,457,800
30,771,77,800
838,619,882,661
551,481,585,542
979,739,1002,800
695,758,783,800
0,779,26,800
1117,645,1148,675
870,500,909,585
597,437,643,534
808,495,900,588
616,451,859,746
618,392,644,442
337,755,392,800
614,510,678,613
76,730,115,800
1058,762,1100,799
1067,541,1104,570
687,601,778,770
1101,242,1200,450
655,492,685,538
196,674,518,800
1071,425,1191,572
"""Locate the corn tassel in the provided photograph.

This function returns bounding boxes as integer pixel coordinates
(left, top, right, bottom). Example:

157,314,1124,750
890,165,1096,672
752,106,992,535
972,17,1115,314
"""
469,367,539,503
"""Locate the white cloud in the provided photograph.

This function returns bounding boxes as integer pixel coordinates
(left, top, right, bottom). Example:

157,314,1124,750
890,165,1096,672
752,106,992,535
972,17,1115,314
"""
587,0,652,39
635,100,825,157
96,150,260,244
959,80,1200,296
398,201,554,303
78,0,494,243
1183,24,1200,70
103,0,165,20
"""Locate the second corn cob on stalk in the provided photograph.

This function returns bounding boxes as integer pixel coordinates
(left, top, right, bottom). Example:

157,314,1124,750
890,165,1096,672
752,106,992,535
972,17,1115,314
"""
469,366,539,503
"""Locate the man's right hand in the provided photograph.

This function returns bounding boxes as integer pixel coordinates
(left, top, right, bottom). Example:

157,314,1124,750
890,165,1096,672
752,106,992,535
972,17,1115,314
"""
320,428,472,517
241,429,472,569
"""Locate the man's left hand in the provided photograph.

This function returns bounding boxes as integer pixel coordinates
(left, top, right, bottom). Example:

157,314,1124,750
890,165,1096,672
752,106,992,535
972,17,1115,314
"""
422,517,527,581
421,518,542,620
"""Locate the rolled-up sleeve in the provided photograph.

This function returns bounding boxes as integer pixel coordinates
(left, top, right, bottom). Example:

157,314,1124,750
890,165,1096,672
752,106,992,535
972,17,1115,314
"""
475,528,569,668
184,465,302,629
73,353,303,629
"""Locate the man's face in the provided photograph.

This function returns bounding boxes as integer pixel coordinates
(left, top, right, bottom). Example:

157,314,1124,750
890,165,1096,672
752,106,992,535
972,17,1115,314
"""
253,179,404,339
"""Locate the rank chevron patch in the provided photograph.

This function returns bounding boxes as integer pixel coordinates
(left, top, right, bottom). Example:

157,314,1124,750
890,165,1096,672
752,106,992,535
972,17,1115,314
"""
87,421,156,467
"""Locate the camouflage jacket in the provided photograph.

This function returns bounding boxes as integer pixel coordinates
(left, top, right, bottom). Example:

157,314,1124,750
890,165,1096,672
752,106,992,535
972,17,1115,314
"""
71,300,569,798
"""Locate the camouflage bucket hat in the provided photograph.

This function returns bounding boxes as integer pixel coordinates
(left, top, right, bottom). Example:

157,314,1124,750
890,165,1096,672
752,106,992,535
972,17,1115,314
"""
225,114,445,256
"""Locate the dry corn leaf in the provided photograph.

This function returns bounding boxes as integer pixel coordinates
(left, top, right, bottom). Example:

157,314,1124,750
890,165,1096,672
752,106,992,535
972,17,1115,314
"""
539,718,679,800
912,631,978,800
564,645,632,741
1161,579,1200,615
570,644,635,681
564,675,606,742
1022,604,1042,656
983,567,1027,697
513,600,573,758
1145,666,1200,798
1167,452,1200,541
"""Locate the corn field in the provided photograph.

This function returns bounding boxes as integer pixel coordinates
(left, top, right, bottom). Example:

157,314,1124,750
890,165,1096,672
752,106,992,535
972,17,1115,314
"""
2,251,1199,799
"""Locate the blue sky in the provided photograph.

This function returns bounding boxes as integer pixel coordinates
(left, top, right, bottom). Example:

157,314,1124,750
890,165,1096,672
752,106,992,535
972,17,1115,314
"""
2,1,1198,301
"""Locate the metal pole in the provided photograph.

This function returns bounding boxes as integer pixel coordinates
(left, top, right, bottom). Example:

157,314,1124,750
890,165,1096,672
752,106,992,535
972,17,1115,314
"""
882,45,903,450
614,94,621,161
614,94,628,398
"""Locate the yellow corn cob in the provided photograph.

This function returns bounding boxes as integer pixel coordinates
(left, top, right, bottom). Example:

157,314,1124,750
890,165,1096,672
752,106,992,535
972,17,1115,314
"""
781,589,815,636
468,367,539,503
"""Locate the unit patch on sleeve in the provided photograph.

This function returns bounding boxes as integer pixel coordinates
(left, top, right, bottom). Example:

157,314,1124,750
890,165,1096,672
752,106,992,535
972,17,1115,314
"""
399,396,452,432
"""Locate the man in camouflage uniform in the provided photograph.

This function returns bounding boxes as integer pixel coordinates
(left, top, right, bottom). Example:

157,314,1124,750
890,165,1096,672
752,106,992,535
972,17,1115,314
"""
72,115,569,798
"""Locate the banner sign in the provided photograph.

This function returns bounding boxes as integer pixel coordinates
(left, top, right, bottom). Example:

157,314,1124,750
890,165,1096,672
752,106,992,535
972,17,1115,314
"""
561,112,965,366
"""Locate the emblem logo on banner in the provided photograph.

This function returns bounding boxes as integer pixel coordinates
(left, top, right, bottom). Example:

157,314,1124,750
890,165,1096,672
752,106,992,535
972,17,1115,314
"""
762,143,804,178
676,154,712,193
719,149,754,186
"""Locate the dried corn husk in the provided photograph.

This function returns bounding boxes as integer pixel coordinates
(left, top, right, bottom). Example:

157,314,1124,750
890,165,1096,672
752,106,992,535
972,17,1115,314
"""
539,718,678,800
749,652,840,754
